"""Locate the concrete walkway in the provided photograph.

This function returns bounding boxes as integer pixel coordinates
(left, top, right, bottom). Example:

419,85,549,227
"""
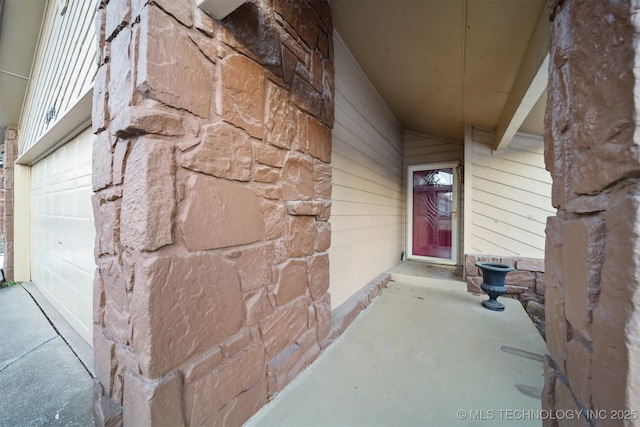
247,262,547,426
0,283,94,426
0,264,546,427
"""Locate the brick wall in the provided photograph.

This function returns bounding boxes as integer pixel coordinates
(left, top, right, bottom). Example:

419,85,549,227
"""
92,0,334,425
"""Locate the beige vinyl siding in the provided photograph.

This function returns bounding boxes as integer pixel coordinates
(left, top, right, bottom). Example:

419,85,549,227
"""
329,32,403,308
404,131,464,167
467,133,553,258
19,0,96,156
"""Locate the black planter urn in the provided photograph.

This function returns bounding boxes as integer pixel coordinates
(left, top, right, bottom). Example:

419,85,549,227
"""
475,262,514,311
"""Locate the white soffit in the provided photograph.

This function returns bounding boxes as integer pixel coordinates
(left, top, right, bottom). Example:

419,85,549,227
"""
196,0,246,19
493,7,550,151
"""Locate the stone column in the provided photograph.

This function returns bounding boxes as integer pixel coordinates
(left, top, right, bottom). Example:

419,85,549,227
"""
92,0,333,425
3,126,17,281
543,0,640,423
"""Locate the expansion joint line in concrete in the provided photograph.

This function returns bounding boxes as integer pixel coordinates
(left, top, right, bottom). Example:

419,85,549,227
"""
20,285,94,378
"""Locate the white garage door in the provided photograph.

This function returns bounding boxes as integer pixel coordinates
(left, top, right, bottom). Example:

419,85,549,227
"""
31,128,95,344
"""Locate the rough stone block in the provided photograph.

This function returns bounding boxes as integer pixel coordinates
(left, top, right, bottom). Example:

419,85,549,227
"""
181,121,252,182
182,346,224,384
194,6,216,37
316,220,331,252
464,255,479,277
244,287,275,326
223,328,252,359
554,377,587,425
505,285,528,294
286,200,329,216
178,174,263,251
214,377,268,427
123,371,184,427
93,66,110,134
254,164,281,183
592,195,640,412
101,258,130,344
264,79,297,150
260,199,286,240
108,27,133,121
466,276,483,294
218,1,282,78
505,270,535,288
252,183,281,200
274,259,307,306
566,338,591,407
273,0,319,50
545,281,567,374
282,46,301,85
282,152,314,201
259,298,308,359
287,216,315,257
219,52,265,138
120,138,175,252
94,199,119,257
93,328,116,394
112,139,129,186
187,345,266,426
291,74,321,119
308,253,329,300
535,274,546,296
95,7,107,66
93,381,123,427
234,244,273,292
93,272,106,326
569,1,638,197
515,258,545,272
105,0,131,42
314,292,331,342
309,51,324,92
319,60,335,127
137,6,211,118
110,104,188,138
561,217,605,332
153,0,192,27
519,291,543,306
255,142,286,167
307,116,331,162
307,304,317,331
266,339,320,396
541,356,558,422
131,252,244,378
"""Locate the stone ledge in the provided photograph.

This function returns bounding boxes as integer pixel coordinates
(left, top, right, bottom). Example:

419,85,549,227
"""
465,254,545,305
320,273,391,350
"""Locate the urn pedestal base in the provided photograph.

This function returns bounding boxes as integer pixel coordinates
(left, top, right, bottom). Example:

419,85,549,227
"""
476,262,514,312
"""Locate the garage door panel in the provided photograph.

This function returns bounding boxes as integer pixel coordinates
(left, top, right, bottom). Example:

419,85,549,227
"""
31,128,95,345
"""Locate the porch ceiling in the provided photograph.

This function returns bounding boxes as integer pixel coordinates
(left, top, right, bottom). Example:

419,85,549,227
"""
332,0,548,145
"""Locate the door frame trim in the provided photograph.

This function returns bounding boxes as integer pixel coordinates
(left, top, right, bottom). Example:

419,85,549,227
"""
406,162,460,265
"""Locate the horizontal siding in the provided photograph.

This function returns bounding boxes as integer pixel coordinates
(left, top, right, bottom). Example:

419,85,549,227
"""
19,0,96,155
404,131,464,167
329,32,403,308
469,133,553,258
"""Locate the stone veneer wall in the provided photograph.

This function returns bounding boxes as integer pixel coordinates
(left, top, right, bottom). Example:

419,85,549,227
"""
2,127,17,281
543,0,640,423
92,0,334,425
465,254,545,304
